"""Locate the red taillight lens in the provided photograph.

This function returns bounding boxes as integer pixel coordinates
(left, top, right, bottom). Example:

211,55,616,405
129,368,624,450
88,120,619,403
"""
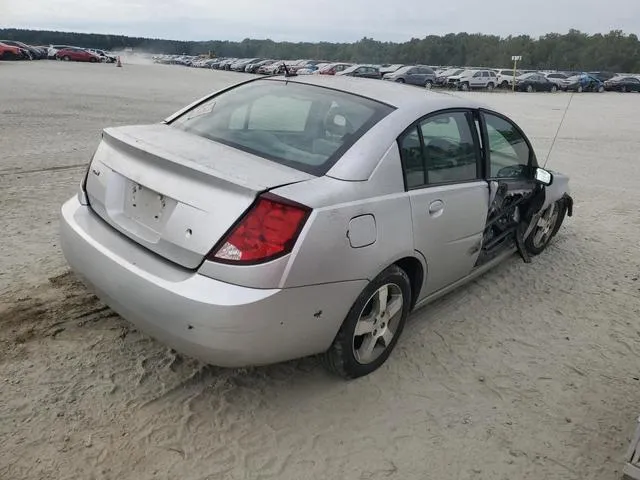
208,193,311,264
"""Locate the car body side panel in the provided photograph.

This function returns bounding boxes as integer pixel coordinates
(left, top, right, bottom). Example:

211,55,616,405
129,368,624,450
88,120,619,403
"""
408,182,489,296
281,193,415,288
274,144,418,289
541,171,571,210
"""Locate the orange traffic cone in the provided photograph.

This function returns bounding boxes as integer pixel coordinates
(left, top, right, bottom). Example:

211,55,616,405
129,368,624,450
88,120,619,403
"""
116,56,122,67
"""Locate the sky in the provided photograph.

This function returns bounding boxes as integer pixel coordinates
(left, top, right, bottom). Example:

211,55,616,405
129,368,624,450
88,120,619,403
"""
2,0,639,43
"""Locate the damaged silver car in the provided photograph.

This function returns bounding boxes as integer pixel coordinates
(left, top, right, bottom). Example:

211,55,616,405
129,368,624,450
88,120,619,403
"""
60,75,573,378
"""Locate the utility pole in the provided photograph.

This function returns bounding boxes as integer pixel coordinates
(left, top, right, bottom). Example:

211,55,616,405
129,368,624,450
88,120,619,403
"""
511,55,522,92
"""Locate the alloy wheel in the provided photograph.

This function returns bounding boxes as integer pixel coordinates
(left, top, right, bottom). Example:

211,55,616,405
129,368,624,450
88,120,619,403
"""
352,284,404,364
532,203,560,249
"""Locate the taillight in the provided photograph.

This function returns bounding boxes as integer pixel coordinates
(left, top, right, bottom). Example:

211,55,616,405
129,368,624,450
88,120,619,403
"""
207,193,311,265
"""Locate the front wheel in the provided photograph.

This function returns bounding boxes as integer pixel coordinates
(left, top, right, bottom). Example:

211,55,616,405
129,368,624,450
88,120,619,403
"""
598,85,605,93
90,58,97,63
526,85,534,93
500,80,509,89
486,82,495,91
551,85,558,93
525,200,567,255
322,265,411,379
63,55,70,61
459,82,469,91
395,78,405,83
425,80,433,89
577,86,583,93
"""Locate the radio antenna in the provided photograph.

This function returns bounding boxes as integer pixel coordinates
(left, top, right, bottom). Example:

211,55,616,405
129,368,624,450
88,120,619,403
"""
544,92,574,168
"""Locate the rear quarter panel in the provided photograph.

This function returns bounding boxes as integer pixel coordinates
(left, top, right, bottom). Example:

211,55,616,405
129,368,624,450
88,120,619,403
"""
275,144,419,289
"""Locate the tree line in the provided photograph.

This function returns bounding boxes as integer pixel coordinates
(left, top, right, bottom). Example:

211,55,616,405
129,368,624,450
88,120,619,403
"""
2,28,640,72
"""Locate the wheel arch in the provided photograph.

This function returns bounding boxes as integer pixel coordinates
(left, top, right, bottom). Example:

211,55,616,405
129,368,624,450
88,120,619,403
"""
394,255,426,310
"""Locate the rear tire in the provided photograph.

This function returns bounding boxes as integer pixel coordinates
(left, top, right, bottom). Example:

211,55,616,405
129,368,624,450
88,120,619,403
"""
525,200,567,256
321,265,411,379
90,58,97,63
395,78,405,83
500,80,509,89
551,85,558,93
577,86,583,93
487,82,495,91
598,85,605,93
526,85,534,93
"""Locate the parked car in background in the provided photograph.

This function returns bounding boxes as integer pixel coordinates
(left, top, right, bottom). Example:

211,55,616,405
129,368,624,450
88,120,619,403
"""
56,47,101,63
448,69,498,91
318,63,352,75
0,42,26,60
379,64,404,76
48,45,71,59
231,58,261,72
434,68,464,87
514,73,558,92
562,73,605,92
604,76,640,92
544,72,568,87
0,40,43,59
245,59,275,73
60,75,572,379
495,69,521,88
88,49,116,63
383,65,436,88
588,71,617,82
336,64,381,79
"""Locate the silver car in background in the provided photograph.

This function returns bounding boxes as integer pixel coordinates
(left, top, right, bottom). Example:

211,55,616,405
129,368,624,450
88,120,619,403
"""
61,75,573,378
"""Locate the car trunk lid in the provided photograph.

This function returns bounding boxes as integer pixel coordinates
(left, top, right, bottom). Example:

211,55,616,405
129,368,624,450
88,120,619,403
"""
85,124,313,269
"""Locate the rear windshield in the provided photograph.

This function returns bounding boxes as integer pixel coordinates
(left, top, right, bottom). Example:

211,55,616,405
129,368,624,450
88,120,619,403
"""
171,80,393,175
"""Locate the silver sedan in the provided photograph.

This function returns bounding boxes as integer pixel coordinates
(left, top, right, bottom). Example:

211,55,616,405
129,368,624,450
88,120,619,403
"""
60,75,573,378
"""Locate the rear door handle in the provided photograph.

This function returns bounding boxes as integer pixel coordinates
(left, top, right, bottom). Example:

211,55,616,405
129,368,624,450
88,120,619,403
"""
429,199,444,215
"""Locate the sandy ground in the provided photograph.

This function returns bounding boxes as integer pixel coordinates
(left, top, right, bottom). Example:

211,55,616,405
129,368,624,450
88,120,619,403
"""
1,60,639,480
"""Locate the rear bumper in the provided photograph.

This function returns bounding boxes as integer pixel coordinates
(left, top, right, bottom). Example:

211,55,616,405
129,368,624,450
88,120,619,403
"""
60,196,365,367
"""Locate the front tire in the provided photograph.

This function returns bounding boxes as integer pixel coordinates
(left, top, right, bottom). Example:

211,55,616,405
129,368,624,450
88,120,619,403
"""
459,82,470,91
425,80,433,89
322,265,411,379
63,55,70,62
525,200,567,255
577,86,583,93
551,85,558,93
395,78,405,83
487,82,495,91
526,85,534,93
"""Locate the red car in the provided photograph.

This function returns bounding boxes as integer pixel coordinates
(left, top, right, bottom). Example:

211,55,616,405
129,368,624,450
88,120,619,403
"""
0,42,24,60
56,47,100,62
318,63,352,75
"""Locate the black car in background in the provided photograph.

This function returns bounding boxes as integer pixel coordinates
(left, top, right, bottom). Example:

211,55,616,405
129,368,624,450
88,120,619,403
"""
514,72,558,92
336,64,381,79
604,76,640,92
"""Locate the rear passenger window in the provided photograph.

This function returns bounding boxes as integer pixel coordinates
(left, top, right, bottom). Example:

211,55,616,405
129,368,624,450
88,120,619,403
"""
398,127,425,188
398,111,479,188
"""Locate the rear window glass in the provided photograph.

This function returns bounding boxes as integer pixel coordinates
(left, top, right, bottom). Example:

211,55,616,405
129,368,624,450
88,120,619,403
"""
171,80,393,176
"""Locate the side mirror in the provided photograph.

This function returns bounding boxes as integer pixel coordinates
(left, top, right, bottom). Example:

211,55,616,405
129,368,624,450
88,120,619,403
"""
534,167,553,186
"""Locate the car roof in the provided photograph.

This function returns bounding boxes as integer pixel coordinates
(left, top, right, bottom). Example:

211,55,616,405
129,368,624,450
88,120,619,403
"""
264,75,481,111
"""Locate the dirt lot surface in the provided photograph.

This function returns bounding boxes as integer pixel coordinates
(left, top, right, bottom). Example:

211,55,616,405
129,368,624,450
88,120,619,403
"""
1,60,639,480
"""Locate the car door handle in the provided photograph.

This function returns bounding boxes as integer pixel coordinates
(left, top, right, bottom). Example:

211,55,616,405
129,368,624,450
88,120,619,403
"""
428,200,444,215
